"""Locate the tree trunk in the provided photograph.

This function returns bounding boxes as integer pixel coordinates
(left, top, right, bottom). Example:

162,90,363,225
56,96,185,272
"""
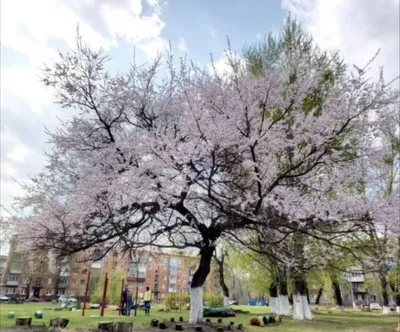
293,279,313,320
269,281,279,315
292,233,312,320
332,282,344,311
315,288,323,305
189,245,215,324
215,252,230,307
278,269,290,316
381,276,390,314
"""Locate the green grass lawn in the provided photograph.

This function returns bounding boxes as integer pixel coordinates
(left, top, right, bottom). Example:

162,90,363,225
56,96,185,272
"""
0,302,398,332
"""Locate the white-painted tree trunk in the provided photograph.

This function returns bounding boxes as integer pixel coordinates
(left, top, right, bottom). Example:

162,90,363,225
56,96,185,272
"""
382,306,391,314
352,302,357,310
337,305,344,312
293,294,313,320
269,296,278,314
396,306,400,313
189,287,203,324
278,295,290,316
224,296,230,307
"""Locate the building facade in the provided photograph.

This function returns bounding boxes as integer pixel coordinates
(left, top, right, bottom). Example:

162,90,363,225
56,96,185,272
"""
0,245,218,302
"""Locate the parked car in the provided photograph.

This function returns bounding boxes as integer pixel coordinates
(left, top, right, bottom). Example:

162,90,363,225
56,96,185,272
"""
58,296,77,304
370,302,383,310
0,295,10,302
28,297,40,302
229,300,239,305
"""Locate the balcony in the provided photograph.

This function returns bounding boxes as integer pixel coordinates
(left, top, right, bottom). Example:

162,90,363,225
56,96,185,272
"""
127,276,145,283
10,267,22,274
7,280,18,286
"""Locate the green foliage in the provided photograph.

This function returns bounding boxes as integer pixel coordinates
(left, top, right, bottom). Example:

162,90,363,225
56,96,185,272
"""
90,269,127,304
163,292,190,310
204,293,224,307
228,248,271,297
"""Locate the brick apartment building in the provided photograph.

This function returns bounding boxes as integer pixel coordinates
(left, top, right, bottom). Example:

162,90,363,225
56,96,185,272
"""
0,243,218,302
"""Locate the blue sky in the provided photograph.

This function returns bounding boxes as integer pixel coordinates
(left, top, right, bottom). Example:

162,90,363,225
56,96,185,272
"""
0,0,399,252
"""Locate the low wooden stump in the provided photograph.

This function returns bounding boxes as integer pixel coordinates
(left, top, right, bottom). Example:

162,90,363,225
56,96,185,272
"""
116,322,133,332
16,317,32,327
175,324,183,331
206,319,211,323
49,318,69,328
217,319,222,324
230,322,234,326
98,321,114,332
170,318,175,322
151,319,159,327
159,322,168,330
179,317,184,322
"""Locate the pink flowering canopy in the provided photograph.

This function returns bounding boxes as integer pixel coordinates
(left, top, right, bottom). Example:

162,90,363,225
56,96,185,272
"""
12,35,399,261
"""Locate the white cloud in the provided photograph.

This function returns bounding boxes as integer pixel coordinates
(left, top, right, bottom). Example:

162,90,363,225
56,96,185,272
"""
209,51,245,77
281,0,400,81
0,0,169,218
178,37,188,53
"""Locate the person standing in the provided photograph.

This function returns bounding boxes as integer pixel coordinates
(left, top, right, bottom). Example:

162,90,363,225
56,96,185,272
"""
121,285,129,316
126,290,133,316
144,287,152,316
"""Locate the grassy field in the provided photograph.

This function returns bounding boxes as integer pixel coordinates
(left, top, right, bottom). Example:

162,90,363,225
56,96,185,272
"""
0,302,398,332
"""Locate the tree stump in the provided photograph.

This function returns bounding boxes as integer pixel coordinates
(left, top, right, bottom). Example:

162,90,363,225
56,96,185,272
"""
175,324,183,331
230,321,234,326
170,318,175,322
151,319,159,327
179,317,184,322
159,322,167,330
206,319,211,323
16,317,32,327
217,319,222,324
49,318,69,328
116,322,133,332
98,321,114,332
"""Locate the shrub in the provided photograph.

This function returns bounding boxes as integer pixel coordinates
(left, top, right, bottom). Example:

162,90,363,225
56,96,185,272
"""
204,293,224,307
164,292,190,310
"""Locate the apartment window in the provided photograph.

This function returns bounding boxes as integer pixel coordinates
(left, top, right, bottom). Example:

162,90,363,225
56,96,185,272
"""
57,289,65,296
112,262,118,270
8,274,19,281
6,288,15,294
20,288,26,295
163,276,167,280
45,289,52,295
35,278,42,286
170,258,177,266
48,278,52,284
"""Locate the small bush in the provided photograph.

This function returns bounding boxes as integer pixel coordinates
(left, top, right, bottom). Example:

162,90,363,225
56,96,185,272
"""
204,293,224,307
164,293,190,310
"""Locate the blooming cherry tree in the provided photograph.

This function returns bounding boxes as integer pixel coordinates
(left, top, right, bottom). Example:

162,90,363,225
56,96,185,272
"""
12,26,399,323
